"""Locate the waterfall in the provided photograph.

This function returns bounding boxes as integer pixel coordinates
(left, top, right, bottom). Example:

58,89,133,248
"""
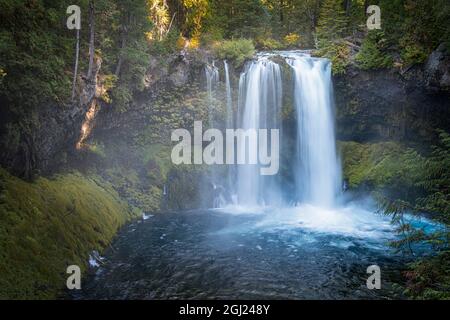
205,61,220,125
287,54,341,208
203,52,341,209
204,61,224,208
235,57,283,206
224,60,233,128
224,60,236,201
231,51,340,208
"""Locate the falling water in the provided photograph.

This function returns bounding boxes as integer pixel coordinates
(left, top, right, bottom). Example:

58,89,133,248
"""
224,60,236,201
224,60,233,128
205,61,220,126
204,61,224,208
231,52,340,208
205,52,340,209
287,54,341,207
235,56,282,206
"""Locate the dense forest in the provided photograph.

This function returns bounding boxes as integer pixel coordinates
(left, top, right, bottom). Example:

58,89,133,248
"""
0,0,449,300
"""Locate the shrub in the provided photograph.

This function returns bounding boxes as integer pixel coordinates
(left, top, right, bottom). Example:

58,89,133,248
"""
356,31,393,70
400,41,429,66
284,33,301,48
213,39,256,67
316,41,351,75
256,37,284,51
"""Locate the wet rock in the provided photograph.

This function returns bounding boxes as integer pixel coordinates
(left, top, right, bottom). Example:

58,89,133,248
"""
424,43,450,91
334,62,450,143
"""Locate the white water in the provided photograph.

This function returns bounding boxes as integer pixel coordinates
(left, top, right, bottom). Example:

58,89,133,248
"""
207,52,399,241
205,61,225,208
224,60,233,129
235,57,282,206
231,51,341,208
205,61,220,126
288,54,341,207
206,51,387,240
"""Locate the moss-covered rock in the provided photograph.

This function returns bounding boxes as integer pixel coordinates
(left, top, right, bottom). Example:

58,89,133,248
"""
0,168,137,299
338,140,426,203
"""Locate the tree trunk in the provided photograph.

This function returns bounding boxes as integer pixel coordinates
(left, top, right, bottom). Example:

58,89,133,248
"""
344,0,351,16
87,0,95,79
114,34,126,77
280,0,284,23
71,29,80,101
364,0,369,11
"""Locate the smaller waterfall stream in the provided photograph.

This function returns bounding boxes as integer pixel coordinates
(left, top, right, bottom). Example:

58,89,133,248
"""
205,61,226,208
224,60,233,129
205,61,220,126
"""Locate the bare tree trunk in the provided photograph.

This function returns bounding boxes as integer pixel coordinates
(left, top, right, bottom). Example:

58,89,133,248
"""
71,29,80,101
344,0,351,16
280,0,284,23
115,35,126,77
87,0,95,79
166,13,177,37
364,0,369,11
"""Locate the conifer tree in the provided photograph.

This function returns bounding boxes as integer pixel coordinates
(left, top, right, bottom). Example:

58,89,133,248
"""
316,0,348,46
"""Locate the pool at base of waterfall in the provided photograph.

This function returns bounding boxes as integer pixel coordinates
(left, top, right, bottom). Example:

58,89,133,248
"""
70,204,439,300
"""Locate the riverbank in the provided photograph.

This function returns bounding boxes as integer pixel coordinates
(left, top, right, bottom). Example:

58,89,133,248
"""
0,168,138,299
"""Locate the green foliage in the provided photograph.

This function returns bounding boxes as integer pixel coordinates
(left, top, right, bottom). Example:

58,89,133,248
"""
342,131,450,299
415,131,450,219
403,252,450,299
0,0,74,109
256,38,284,51
339,141,422,198
355,31,393,70
283,33,301,48
213,39,256,67
0,168,136,299
203,0,269,39
378,0,450,66
316,0,348,43
103,165,162,212
315,0,350,74
399,41,429,66
316,41,351,75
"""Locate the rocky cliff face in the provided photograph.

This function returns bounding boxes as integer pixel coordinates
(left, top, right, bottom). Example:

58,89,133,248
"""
0,57,103,179
1,45,448,182
334,45,450,144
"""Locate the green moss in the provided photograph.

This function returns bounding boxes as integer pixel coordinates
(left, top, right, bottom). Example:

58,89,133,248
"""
338,141,422,191
103,166,162,213
0,168,137,299
141,144,172,181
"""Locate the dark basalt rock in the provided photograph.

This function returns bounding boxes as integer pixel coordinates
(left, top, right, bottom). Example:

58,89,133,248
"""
0,57,102,179
334,47,450,144
424,43,450,91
